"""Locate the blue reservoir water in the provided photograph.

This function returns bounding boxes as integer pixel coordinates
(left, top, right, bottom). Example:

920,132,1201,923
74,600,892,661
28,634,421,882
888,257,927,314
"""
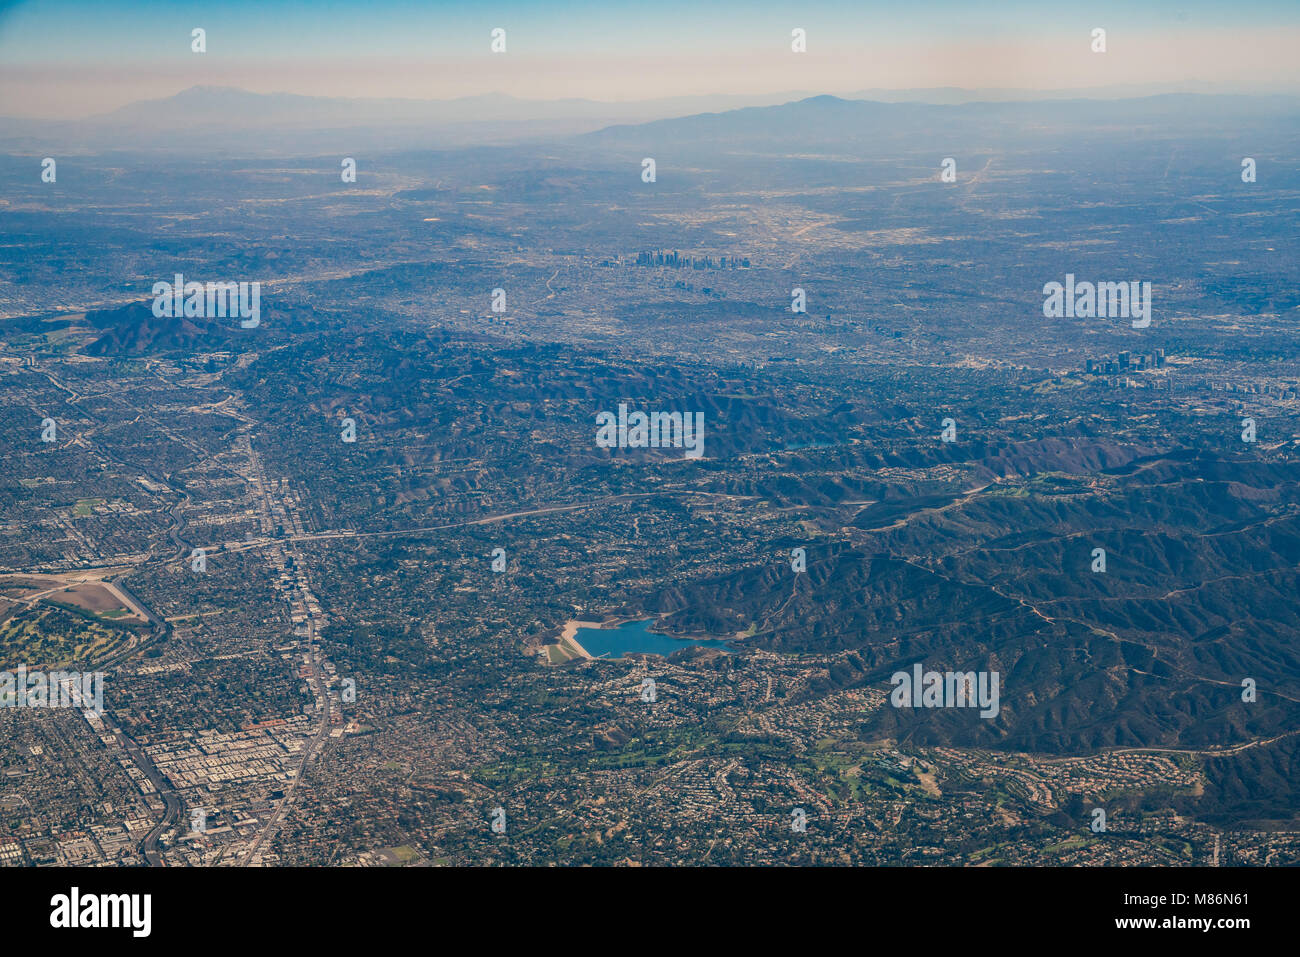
781,440,837,450
574,619,731,659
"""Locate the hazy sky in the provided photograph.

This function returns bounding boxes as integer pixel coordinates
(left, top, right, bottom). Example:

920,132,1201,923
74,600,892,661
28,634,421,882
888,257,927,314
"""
2,0,1299,117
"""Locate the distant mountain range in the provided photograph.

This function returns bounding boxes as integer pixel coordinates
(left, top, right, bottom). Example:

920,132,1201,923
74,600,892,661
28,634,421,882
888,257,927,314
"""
74,301,247,356
582,92,1300,154
0,86,815,152
3,84,1297,154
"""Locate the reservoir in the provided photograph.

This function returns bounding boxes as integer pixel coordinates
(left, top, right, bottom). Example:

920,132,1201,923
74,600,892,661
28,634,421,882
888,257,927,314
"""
573,619,732,659
781,439,837,450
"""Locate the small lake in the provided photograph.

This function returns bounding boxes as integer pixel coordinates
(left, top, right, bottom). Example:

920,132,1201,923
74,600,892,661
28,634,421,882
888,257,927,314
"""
574,619,732,659
781,440,837,450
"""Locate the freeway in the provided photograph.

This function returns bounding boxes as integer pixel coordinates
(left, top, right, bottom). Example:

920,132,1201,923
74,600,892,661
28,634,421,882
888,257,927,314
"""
99,709,183,866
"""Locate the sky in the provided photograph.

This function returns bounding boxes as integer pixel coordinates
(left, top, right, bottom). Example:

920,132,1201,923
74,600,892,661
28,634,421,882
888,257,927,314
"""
2,0,1299,117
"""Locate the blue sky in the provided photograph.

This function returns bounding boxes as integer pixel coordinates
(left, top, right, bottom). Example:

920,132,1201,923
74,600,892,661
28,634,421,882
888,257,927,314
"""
3,0,1299,116
4,0,1298,58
